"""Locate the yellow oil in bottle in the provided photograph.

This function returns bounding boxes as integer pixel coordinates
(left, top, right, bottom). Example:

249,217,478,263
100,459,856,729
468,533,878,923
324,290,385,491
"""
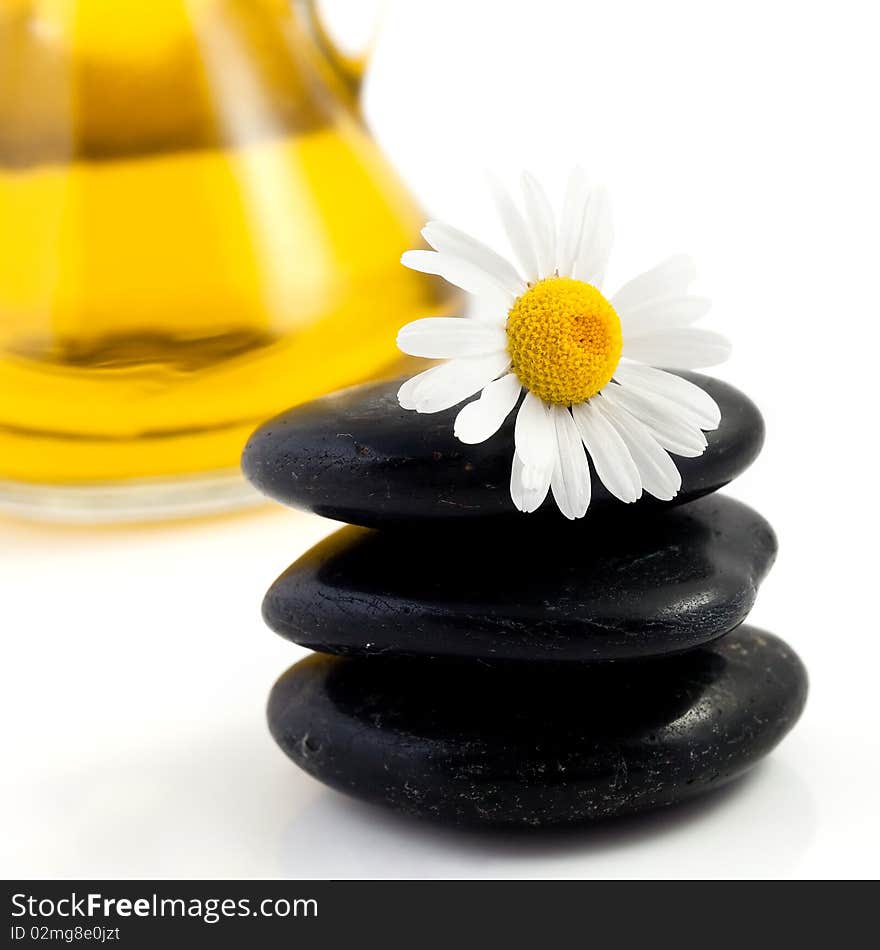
0,0,452,513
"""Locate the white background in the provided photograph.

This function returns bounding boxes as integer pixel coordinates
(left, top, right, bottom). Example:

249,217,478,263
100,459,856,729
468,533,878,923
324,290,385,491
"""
2,0,878,879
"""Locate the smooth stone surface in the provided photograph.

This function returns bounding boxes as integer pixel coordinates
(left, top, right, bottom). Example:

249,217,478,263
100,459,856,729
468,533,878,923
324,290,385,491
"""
263,495,776,663
268,626,807,827
242,371,764,528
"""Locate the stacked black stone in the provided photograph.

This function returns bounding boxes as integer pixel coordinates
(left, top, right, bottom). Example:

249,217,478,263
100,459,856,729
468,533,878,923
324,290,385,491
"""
242,372,807,827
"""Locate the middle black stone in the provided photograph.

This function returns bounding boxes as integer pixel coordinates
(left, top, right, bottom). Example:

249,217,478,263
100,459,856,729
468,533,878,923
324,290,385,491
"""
263,494,776,663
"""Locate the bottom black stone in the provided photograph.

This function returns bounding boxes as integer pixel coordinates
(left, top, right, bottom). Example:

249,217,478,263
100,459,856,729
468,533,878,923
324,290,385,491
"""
268,627,807,827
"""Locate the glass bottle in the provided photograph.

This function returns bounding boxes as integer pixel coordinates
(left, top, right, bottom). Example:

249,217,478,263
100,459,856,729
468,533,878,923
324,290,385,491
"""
0,0,453,519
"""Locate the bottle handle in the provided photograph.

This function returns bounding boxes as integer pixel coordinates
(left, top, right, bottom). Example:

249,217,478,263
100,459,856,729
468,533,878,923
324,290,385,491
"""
298,0,372,109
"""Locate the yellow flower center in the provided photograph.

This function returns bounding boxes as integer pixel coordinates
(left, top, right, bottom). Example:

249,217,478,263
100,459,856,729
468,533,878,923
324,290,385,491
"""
506,277,623,405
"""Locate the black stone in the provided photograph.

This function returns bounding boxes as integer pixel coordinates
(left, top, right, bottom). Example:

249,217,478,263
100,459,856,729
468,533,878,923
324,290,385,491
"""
242,372,764,529
262,495,776,663
268,626,807,827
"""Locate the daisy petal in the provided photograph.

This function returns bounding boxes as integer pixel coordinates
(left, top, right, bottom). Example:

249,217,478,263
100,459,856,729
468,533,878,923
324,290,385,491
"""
611,255,697,314
490,178,540,282
601,384,707,457
557,167,589,278
398,365,443,410
574,185,613,287
622,328,731,369
408,351,511,414
465,296,510,326
549,405,591,519
421,221,526,297
514,391,556,474
454,373,521,444
594,398,682,500
510,451,551,513
571,400,641,503
401,250,514,310
397,317,507,359
614,362,721,429
520,460,550,492
618,296,712,336
521,172,557,280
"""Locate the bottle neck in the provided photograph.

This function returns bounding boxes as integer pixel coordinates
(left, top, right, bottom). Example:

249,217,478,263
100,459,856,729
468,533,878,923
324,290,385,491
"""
0,0,342,168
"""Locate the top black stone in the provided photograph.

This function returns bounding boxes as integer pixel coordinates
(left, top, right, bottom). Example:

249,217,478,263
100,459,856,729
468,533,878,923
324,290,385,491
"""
242,372,763,529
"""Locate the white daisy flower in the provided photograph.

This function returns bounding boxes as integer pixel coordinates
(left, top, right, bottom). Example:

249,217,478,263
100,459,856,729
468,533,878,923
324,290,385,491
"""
396,170,731,520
